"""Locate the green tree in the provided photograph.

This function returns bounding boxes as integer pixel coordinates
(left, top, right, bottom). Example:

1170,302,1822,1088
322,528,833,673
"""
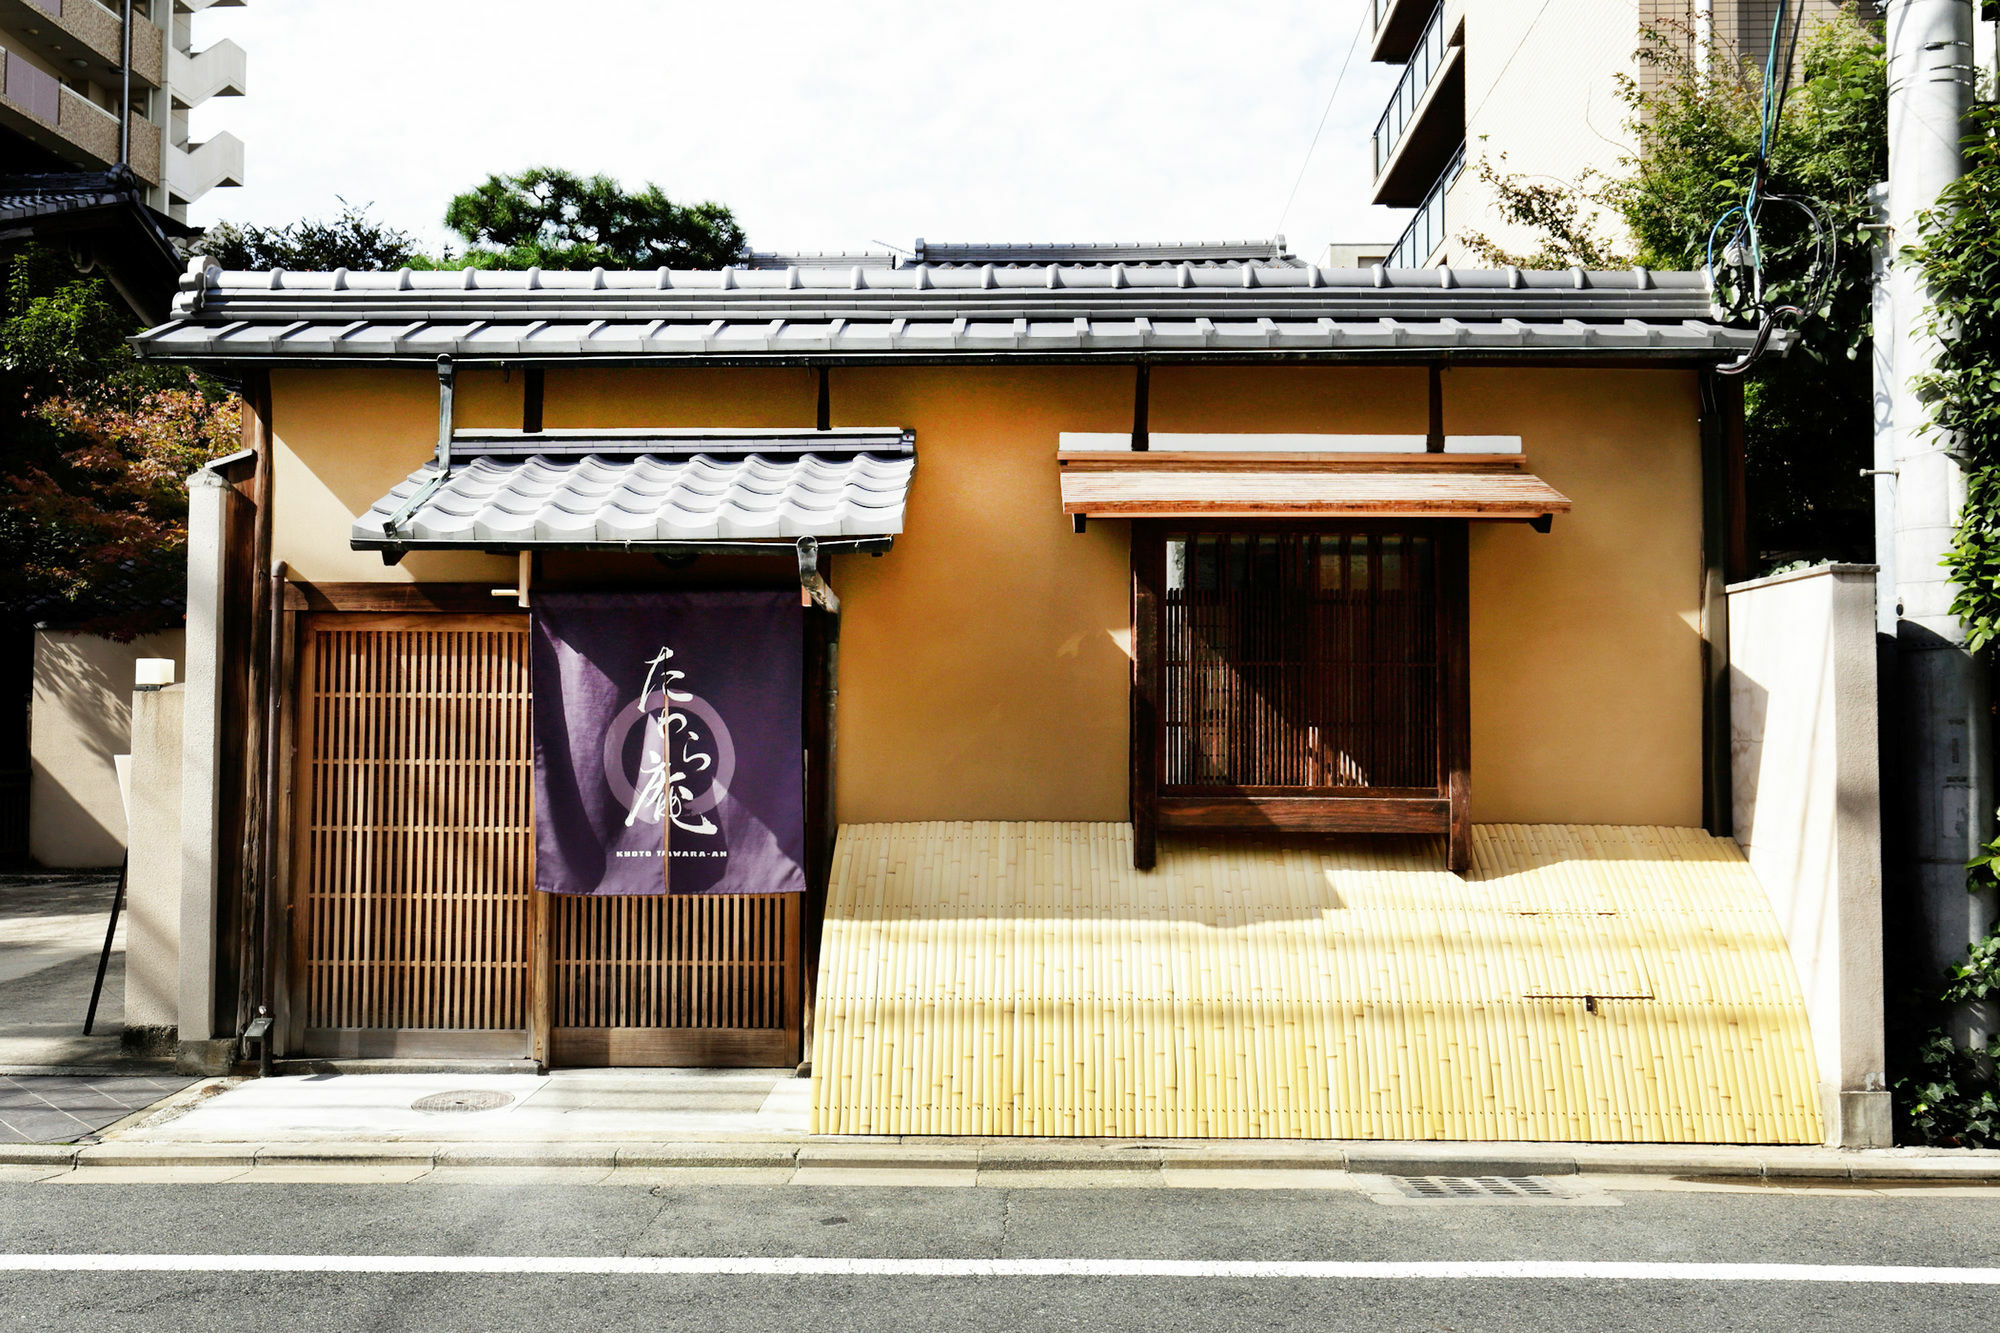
1912,102,2000,651
193,199,421,271
1462,16,1886,569
439,167,748,270
0,246,238,635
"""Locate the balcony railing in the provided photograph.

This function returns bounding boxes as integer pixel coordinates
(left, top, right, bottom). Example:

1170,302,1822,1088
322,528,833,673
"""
1372,1,1448,178
1388,142,1464,269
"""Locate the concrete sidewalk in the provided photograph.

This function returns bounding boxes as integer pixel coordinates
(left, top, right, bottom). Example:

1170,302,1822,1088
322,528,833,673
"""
0,872,145,1070
3,1069,2000,1184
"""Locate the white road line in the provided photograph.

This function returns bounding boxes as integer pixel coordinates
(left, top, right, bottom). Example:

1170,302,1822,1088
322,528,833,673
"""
3,1256,2000,1284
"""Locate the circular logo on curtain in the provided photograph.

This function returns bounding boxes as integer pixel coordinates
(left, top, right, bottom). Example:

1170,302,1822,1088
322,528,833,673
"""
601,686,738,834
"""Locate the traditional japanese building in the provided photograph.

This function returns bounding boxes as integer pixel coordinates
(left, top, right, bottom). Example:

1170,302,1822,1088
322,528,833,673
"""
136,242,1886,1146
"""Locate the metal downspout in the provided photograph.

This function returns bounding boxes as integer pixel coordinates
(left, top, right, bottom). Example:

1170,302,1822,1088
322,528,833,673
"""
384,356,457,543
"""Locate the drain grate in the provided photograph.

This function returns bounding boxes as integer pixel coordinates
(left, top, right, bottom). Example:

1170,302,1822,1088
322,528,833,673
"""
1389,1175,1556,1200
411,1090,514,1115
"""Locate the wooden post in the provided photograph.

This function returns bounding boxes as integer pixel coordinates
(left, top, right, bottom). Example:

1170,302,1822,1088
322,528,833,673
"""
1132,363,1150,452
269,589,300,1055
1721,375,1750,583
801,601,833,1069
1427,364,1446,453
1131,523,1161,870
235,371,274,1047
530,889,553,1067
1439,522,1472,874
1698,371,1735,837
254,561,289,1052
523,368,545,434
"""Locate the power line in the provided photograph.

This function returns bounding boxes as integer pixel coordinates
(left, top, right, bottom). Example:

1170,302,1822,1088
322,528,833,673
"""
1274,0,1374,239
1464,0,1552,128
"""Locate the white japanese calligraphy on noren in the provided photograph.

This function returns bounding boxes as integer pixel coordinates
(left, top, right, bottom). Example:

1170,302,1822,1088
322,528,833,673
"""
625,645,719,835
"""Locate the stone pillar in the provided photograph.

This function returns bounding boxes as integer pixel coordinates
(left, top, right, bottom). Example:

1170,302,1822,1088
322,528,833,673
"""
177,467,231,1073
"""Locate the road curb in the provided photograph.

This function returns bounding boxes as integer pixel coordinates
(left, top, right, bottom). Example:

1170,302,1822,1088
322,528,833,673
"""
8,1140,2000,1182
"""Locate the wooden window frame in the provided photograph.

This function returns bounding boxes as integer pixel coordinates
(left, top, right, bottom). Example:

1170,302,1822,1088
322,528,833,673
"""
1131,519,1470,874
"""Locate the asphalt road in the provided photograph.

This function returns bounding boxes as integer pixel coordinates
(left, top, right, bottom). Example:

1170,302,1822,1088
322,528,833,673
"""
4,1177,2000,1331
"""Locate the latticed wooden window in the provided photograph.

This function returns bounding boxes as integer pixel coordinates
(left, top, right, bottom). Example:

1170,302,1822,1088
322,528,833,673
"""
1131,521,1470,872
1161,529,1439,792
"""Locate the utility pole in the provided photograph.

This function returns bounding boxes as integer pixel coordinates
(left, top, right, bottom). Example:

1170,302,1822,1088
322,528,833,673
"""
1882,0,1991,1042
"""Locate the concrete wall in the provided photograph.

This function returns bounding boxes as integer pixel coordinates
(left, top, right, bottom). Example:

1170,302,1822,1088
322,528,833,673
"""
29,630,185,868
1728,564,1887,1147
1447,0,1639,264
265,361,1707,828
1439,0,1873,266
123,683,184,1047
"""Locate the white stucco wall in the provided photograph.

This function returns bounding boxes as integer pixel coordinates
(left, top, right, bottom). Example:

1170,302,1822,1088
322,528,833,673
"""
124,683,185,1037
1728,563,1887,1147
28,630,186,868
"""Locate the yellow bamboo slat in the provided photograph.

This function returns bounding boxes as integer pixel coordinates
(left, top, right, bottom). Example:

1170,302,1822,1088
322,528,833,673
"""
809,821,1824,1144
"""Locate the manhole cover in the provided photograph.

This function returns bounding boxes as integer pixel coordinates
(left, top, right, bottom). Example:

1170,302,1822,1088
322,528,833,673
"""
411,1090,514,1115
1389,1175,1556,1200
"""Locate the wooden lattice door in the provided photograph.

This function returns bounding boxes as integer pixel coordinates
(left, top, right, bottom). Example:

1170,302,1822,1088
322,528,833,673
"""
290,613,536,1058
547,893,803,1066
289,608,803,1065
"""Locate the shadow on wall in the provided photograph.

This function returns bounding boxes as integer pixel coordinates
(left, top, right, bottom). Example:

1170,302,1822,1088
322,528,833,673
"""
29,630,185,869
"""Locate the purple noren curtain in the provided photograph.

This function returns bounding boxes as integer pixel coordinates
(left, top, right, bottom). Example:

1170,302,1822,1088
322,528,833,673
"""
531,590,806,896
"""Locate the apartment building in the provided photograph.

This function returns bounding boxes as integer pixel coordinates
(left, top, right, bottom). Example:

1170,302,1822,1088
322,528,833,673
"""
0,0,246,318
1368,0,1872,268
1,0,245,217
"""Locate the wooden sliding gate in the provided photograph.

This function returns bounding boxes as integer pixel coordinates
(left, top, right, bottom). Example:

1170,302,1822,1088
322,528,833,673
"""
288,609,802,1066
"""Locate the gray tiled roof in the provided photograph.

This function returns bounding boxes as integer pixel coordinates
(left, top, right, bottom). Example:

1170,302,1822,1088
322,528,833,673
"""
353,431,915,551
738,239,1303,270
136,258,1765,365
907,238,1304,267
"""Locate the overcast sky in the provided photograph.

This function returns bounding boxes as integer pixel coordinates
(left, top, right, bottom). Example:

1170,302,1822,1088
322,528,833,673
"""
183,1,1409,263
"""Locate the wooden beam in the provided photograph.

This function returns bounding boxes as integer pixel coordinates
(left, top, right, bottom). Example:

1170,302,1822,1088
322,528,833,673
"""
1157,795,1451,832
1057,452,1529,473
286,581,523,614
1059,469,1572,520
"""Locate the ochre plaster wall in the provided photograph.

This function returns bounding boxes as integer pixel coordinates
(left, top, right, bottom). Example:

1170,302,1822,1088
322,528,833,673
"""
266,361,1704,829
1451,368,1704,826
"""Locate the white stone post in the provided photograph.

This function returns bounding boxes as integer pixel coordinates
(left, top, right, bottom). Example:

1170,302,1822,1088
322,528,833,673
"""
177,468,230,1068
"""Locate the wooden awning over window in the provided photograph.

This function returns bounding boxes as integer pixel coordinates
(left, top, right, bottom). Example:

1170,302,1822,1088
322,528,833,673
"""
1058,452,1572,525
